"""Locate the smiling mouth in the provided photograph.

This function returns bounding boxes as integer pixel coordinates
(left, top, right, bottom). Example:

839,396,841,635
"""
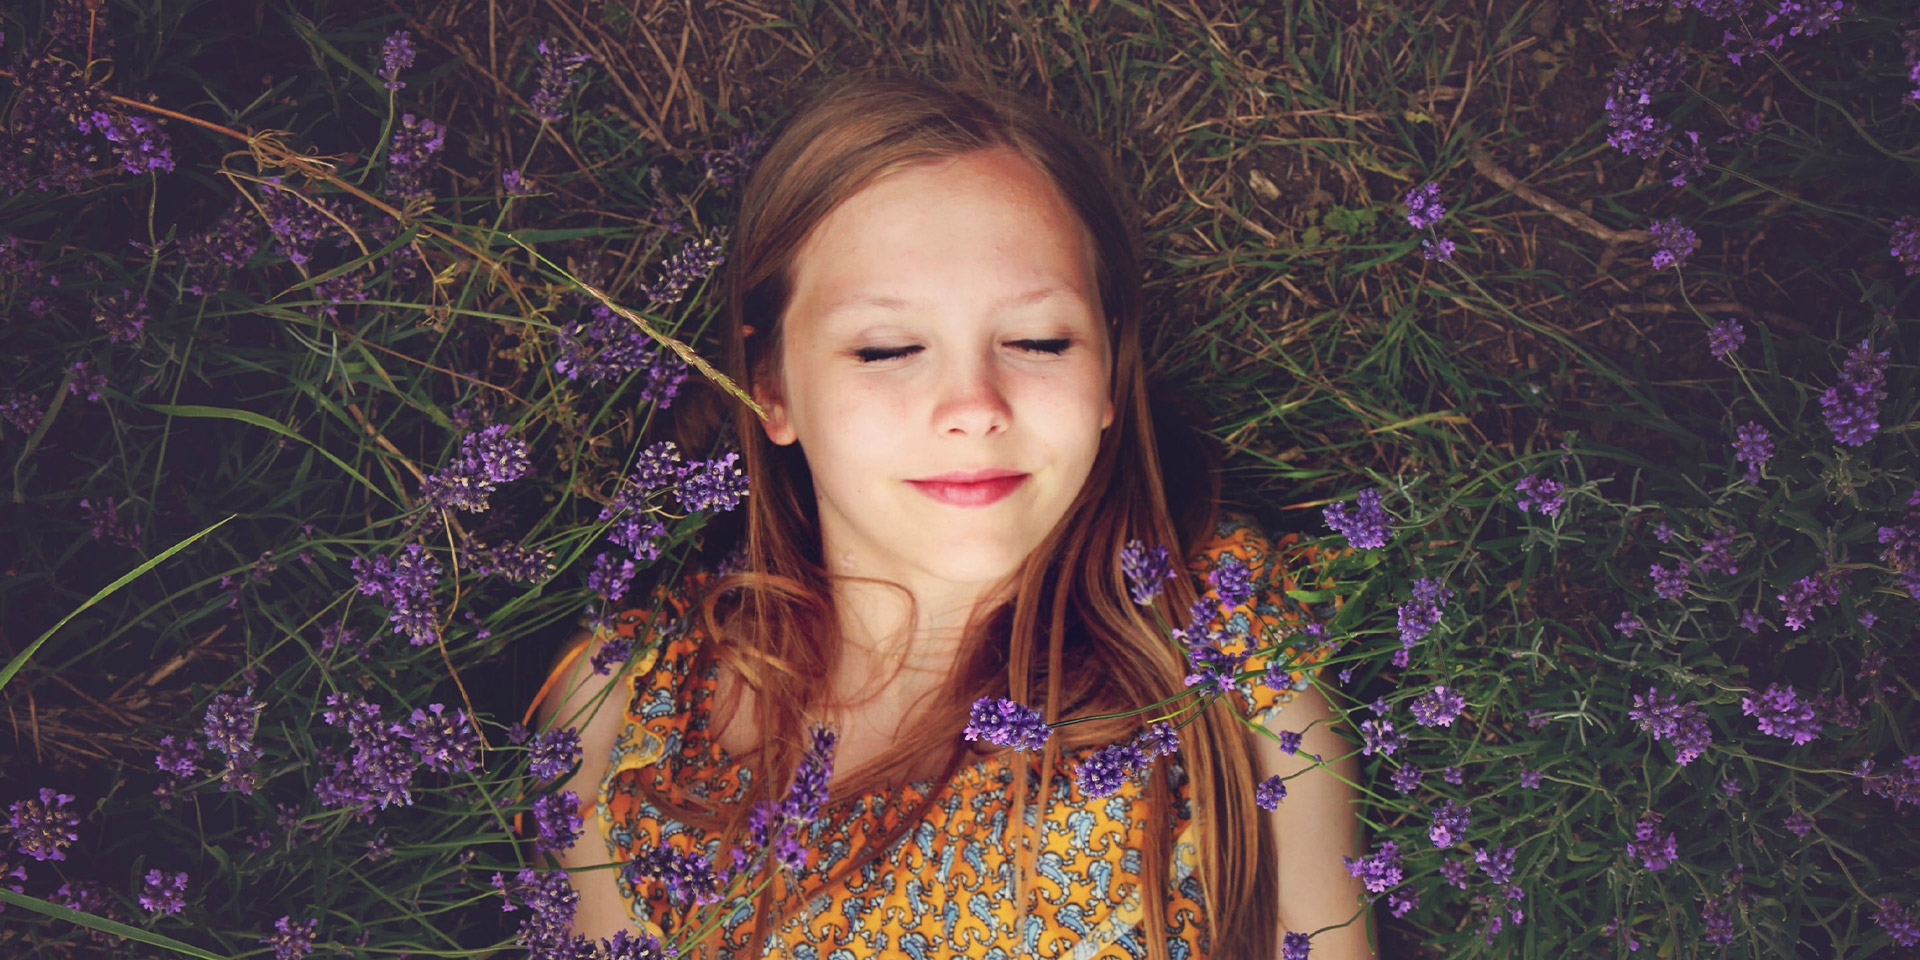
905,474,1029,507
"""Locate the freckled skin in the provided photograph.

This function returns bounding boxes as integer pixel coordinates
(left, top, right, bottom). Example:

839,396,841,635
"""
754,145,1115,676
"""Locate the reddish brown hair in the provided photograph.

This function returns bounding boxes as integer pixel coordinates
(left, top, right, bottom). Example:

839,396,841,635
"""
648,66,1274,958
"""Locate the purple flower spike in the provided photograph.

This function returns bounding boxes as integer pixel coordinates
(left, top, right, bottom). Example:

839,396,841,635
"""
963,696,1051,751
529,38,593,124
1075,741,1148,800
1343,840,1404,893
262,916,319,960
1706,318,1745,358
1625,815,1678,871
1513,474,1566,517
378,30,416,91
1892,215,1920,277
138,868,188,916
1254,774,1288,811
1402,182,1448,230
1120,539,1178,605
1819,338,1891,447
531,791,584,856
1324,488,1394,549
528,726,582,781
4,788,80,862
1741,683,1822,745
1429,798,1472,847
1648,217,1700,270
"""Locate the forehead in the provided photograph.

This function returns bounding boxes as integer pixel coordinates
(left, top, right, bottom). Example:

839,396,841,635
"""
787,149,1100,326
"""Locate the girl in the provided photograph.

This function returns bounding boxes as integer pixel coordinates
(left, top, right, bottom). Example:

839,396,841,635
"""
527,69,1375,959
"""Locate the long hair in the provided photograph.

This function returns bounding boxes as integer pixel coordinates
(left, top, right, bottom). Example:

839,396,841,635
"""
642,66,1274,959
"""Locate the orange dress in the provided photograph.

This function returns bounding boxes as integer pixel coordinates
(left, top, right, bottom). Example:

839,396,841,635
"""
524,515,1346,958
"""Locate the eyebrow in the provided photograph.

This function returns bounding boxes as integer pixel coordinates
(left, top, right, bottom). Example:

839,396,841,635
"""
817,286,1080,325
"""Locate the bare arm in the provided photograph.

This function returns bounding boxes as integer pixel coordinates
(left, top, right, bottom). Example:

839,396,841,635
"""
531,625,638,939
1247,680,1380,960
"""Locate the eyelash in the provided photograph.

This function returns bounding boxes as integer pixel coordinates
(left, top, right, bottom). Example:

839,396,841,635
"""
854,339,1073,364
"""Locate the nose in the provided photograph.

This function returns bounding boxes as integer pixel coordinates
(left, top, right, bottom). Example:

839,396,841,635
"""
931,342,1012,436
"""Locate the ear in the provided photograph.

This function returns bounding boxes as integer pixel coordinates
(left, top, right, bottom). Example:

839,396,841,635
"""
1102,397,1114,431
752,380,798,446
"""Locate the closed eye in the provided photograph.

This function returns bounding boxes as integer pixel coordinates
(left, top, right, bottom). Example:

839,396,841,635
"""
854,339,1074,364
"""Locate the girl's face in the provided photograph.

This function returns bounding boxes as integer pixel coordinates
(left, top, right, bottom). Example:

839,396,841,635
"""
756,146,1115,608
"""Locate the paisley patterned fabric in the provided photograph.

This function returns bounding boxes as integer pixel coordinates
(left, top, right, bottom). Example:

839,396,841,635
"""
530,514,1345,958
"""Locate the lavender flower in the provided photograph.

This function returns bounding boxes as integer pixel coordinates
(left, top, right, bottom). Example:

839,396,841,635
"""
1818,338,1890,447
501,169,534,196
349,542,444,646
1735,422,1774,483
408,704,480,774
528,726,582,781
1075,741,1149,800
4,788,80,862
1696,527,1739,576
1777,571,1840,631
1396,577,1454,652
1741,683,1821,745
1207,555,1258,610
499,867,583,955
1429,799,1472,847
1604,46,1688,159
1706,318,1745,358
1133,721,1181,761
1120,540,1177,605
203,691,266,795
1625,816,1678,871
378,30,416,91
1343,840,1404,893
1701,895,1736,946
531,791,584,856
1518,767,1544,789
1402,182,1447,229
621,842,722,908
262,916,319,960
639,233,727,306
1667,128,1710,186
1892,215,1920,276
1323,488,1394,549
91,288,149,344
1421,236,1457,262
1389,765,1424,793
1764,0,1845,37
700,129,768,188
68,360,107,402
553,304,692,402
1276,729,1303,755
314,693,421,814
1409,685,1467,727
1649,561,1691,600
138,869,188,916
1513,474,1565,516
1628,687,1715,765
77,109,175,177
1281,931,1312,960
963,697,1051,751
673,451,749,513
1359,718,1403,757
1,393,45,437
779,726,839,825
1648,217,1700,270
586,551,637,606
154,735,203,779
384,113,447,204
1613,611,1642,637
1874,897,1920,948
1254,775,1288,811
589,635,634,675
78,496,142,549
470,538,557,584
180,197,265,296
528,39,593,124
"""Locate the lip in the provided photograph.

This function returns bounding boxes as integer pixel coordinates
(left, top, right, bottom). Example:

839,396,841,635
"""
911,468,1028,484
906,473,1030,508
